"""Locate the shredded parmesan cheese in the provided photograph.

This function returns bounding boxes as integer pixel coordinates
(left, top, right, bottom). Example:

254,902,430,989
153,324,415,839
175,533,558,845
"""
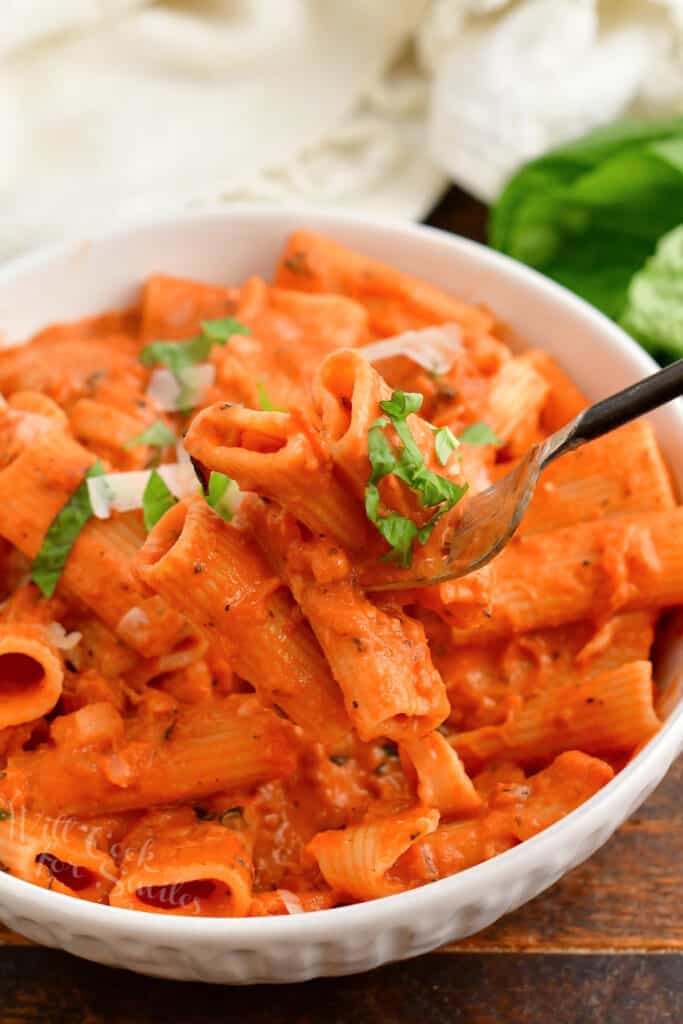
116,607,151,648
146,363,215,412
278,890,304,915
87,464,201,520
43,622,82,651
361,323,462,374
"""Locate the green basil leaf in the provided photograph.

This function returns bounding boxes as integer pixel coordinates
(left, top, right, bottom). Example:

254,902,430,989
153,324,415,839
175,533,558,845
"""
139,336,209,373
367,425,397,483
490,117,683,323
256,381,285,412
434,426,459,466
620,223,683,359
206,471,236,522
416,518,440,546
392,417,425,468
375,513,418,568
140,318,249,372
31,460,106,598
364,389,469,566
142,470,176,532
458,422,501,446
364,481,381,522
417,472,467,509
124,420,176,449
200,317,251,343
379,390,423,421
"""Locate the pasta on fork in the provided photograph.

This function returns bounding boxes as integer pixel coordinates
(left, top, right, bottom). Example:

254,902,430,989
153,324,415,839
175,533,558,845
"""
0,230,679,916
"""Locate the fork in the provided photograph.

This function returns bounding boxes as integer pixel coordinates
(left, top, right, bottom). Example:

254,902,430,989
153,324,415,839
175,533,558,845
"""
366,358,683,590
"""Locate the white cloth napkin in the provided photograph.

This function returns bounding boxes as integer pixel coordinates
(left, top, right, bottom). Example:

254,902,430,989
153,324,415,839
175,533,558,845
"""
3,0,683,260
426,0,683,202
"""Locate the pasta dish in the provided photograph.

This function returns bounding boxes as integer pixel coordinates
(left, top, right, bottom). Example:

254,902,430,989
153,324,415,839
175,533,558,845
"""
0,230,678,917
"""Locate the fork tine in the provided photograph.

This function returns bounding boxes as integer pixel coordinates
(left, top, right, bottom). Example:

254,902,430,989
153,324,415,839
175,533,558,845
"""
440,446,544,576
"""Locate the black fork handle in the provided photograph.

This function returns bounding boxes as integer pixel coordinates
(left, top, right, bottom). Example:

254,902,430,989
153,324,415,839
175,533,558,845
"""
543,358,683,466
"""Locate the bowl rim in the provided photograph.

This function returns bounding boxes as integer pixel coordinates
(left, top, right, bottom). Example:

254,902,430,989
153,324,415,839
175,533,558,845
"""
1,203,681,943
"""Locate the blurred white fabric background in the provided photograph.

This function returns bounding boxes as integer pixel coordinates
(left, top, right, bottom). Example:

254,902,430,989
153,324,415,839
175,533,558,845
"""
3,0,683,259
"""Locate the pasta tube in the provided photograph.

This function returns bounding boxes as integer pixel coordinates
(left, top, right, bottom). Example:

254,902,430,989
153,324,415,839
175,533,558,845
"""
518,349,588,431
109,807,252,916
287,552,450,742
68,398,159,470
4,695,295,816
0,803,116,902
0,335,143,407
0,625,63,729
452,510,683,642
452,661,660,767
485,356,550,456
139,273,240,344
312,349,464,505
184,404,373,551
520,420,676,535
275,229,493,337
307,806,439,900
395,751,613,883
399,731,482,816
0,412,186,656
135,498,350,748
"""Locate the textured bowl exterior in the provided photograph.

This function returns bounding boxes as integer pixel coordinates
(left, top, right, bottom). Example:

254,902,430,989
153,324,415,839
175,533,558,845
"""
0,207,682,984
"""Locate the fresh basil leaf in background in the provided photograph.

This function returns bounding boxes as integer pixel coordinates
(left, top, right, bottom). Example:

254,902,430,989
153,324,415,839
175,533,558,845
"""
620,224,683,360
31,460,105,598
490,118,683,349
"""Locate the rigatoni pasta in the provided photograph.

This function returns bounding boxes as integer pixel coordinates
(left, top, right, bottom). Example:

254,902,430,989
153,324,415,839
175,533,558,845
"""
0,228,678,917
0,625,64,729
109,806,253,916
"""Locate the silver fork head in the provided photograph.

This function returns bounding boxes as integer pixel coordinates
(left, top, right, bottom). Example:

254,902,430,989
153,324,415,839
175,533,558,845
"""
364,442,547,591
435,443,546,582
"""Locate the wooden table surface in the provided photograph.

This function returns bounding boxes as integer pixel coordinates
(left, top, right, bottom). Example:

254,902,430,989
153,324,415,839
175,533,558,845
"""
1,188,681,1024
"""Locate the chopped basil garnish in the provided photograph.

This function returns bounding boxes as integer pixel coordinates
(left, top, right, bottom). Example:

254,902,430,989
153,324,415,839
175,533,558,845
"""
200,317,249,344
364,390,468,567
31,460,106,598
206,471,236,523
433,426,459,466
458,422,501,446
379,391,423,419
256,381,285,413
124,419,176,450
139,317,250,375
142,469,176,532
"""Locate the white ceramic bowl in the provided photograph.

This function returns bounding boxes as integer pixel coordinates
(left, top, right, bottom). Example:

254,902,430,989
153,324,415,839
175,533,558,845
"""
1,208,682,984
